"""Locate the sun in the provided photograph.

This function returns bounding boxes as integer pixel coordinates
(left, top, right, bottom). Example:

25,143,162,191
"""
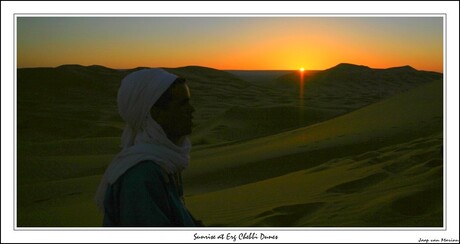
299,67,305,72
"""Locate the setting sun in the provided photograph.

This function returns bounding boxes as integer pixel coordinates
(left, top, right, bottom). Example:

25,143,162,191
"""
16,17,443,72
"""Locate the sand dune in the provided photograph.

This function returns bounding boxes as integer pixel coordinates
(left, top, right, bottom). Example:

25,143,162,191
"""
184,80,443,227
191,106,340,147
186,133,443,227
277,63,442,112
184,80,442,191
16,64,443,227
226,70,294,87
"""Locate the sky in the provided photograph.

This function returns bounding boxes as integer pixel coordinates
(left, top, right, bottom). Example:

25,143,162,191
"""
17,16,444,72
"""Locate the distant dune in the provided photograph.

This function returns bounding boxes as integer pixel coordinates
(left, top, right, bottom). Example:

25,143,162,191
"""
276,63,442,112
16,63,443,227
226,70,294,87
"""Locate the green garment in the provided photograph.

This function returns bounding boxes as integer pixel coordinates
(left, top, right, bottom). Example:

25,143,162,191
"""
103,160,198,227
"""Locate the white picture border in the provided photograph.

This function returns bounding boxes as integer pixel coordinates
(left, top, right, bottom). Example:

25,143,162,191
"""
2,1,458,243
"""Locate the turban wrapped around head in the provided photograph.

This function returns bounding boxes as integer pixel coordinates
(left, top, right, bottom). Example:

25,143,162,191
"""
117,68,178,148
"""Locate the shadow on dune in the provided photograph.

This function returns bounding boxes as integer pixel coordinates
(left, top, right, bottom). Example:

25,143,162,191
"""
326,172,389,194
254,202,325,227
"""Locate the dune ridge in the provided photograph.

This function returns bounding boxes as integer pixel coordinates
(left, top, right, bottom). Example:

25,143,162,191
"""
184,80,442,191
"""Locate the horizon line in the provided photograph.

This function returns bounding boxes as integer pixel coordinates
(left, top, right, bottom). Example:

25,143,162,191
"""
16,63,444,73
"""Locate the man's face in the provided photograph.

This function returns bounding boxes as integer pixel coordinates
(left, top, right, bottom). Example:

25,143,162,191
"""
156,83,195,141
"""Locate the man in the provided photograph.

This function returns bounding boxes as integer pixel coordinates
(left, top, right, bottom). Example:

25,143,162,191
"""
95,68,201,226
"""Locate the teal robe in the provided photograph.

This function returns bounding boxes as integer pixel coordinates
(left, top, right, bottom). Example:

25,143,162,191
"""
102,160,198,227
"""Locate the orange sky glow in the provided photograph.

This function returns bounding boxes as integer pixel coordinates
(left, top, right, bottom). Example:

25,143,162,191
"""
17,17,443,72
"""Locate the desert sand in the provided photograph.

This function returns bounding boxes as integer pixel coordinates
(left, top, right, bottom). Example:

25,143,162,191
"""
16,63,443,227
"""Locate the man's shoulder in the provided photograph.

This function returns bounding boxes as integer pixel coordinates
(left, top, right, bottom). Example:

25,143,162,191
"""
132,160,164,170
122,160,169,183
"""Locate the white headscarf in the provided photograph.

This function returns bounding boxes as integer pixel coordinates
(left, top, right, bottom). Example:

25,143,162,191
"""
95,68,191,211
